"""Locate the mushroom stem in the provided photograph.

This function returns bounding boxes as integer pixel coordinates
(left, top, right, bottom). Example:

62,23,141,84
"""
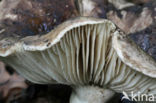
70,86,115,103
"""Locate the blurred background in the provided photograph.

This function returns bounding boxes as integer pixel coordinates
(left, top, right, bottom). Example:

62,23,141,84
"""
0,0,155,103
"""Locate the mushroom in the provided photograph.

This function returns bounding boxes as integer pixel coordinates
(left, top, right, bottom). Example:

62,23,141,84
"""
0,16,156,102
0,0,156,103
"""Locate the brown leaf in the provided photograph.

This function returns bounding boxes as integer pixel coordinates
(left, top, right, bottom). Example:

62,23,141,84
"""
0,62,10,87
107,7,153,34
107,0,156,34
0,62,27,101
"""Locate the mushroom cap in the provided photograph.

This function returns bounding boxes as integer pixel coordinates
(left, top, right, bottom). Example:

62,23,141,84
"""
0,16,155,84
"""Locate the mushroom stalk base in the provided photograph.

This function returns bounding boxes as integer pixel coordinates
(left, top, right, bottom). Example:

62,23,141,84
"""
70,86,115,103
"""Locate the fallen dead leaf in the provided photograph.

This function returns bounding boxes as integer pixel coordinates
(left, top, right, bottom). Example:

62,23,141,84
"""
107,7,153,34
0,61,27,102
